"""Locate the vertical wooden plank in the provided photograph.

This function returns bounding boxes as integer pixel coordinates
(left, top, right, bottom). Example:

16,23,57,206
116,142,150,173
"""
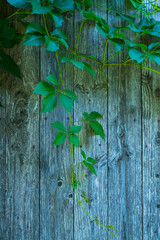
107,1,142,239
74,1,109,239
0,3,40,239
39,14,74,240
0,2,7,238
142,10,160,240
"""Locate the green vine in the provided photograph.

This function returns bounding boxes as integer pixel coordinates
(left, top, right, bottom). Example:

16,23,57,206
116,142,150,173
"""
0,0,160,237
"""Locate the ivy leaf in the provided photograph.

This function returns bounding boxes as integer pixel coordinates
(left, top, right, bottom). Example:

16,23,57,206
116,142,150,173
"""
87,157,97,164
64,89,78,103
69,134,80,147
33,81,55,96
0,50,21,79
70,60,85,70
84,0,91,11
0,102,4,108
129,0,145,9
83,63,96,78
81,150,86,160
7,0,31,8
128,48,146,63
53,0,75,11
48,10,64,28
41,93,57,113
83,111,103,120
53,132,67,145
116,13,135,23
110,38,125,52
56,38,68,50
32,0,52,14
61,56,71,63
148,53,160,65
59,94,73,112
45,74,59,86
83,160,97,176
52,29,68,40
72,181,77,190
148,42,160,51
45,36,59,52
74,54,97,60
26,22,46,34
51,121,66,132
69,125,82,133
23,35,45,46
90,121,105,140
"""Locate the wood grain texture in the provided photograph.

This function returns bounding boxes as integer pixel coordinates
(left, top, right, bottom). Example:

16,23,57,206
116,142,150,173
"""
142,9,160,240
0,1,160,240
107,1,142,239
0,2,40,239
39,14,74,240
73,1,109,239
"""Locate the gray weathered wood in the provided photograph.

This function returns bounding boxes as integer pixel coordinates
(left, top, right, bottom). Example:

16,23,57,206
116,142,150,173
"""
142,9,160,240
0,2,40,239
74,1,109,239
107,1,142,239
39,14,74,240
0,1,160,240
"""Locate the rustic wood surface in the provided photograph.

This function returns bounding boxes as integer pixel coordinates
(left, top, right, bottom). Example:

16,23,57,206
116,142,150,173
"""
0,0,160,239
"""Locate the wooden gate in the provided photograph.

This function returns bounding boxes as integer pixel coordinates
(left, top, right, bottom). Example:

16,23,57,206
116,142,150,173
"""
0,0,160,239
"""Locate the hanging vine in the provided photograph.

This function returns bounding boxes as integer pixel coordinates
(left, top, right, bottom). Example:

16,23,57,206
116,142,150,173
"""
0,0,160,237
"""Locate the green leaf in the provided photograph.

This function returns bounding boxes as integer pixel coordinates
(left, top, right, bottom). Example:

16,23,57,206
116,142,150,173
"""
52,29,68,40
53,0,75,10
129,0,144,9
33,81,55,96
148,42,160,51
7,0,31,8
69,134,80,147
128,48,146,63
26,22,46,34
96,23,107,38
0,50,21,79
48,10,64,28
90,121,105,140
148,53,160,65
127,41,147,51
74,54,97,60
83,111,103,120
70,60,84,70
41,93,57,113
83,160,97,176
59,94,73,112
23,34,45,46
56,38,68,50
116,13,135,23
83,11,98,21
32,0,52,14
60,56,71,63
53,132,66,145
64,89,78,102
110,38,125,52
72,181,77,190
84,0,91,10
83,63,96,78
81,150,86,160
87,157,97,164
69,125,82,133
45,74,59,86
51,121,66,132
45,36,59,52
0,102,4,108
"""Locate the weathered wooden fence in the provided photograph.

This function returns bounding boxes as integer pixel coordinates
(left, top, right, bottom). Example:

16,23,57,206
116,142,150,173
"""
0,0,160,239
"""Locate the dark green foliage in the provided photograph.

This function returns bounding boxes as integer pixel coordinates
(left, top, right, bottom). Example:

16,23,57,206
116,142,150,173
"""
0,50,21,79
